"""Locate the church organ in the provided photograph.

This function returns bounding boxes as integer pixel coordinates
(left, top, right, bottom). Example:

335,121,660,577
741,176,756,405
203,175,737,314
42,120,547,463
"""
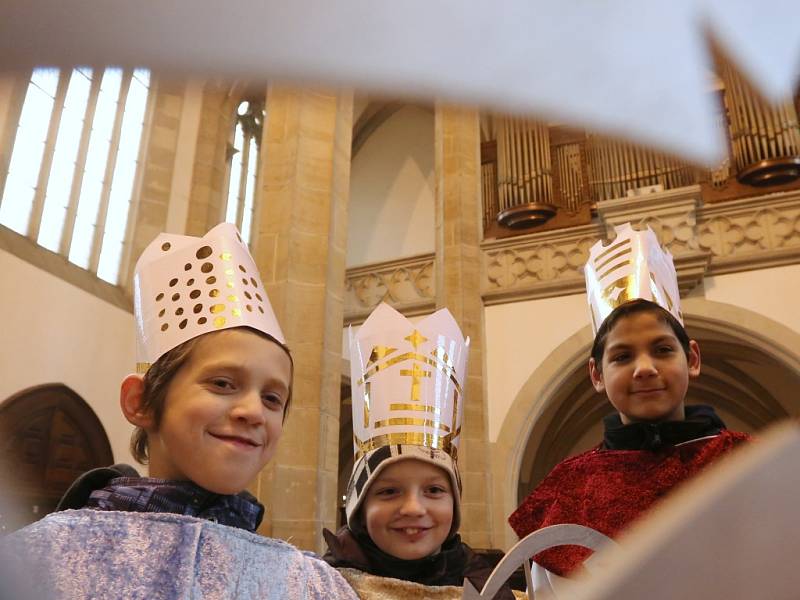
481,62,800,238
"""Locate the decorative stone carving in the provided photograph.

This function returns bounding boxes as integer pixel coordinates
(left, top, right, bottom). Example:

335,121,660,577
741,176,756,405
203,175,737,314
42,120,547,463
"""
344,253,435,324
596,185,702,255
481,187,800,304
352,189,800,310
482,224,602,304
697,189,800,275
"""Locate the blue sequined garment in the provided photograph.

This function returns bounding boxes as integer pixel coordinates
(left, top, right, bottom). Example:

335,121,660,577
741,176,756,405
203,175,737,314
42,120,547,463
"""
1,509,358,600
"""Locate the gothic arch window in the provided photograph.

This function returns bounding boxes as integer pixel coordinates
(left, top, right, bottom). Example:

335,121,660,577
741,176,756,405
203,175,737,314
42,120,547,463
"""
0,384,113,533
0,67,152,284
224,98,264,246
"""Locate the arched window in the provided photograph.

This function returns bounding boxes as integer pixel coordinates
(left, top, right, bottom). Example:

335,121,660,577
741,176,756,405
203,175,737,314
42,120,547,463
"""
224,98,264,246
0,67,151,284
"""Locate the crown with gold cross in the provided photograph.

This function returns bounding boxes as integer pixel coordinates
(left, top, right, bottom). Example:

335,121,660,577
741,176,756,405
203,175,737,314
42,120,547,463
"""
349,303,470,462
584,222,683,335
133,222,285,373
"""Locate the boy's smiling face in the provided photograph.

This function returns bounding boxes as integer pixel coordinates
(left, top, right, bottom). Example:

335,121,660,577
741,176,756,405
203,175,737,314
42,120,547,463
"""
363,459,454,560
589,311,701,424
144,328,291,494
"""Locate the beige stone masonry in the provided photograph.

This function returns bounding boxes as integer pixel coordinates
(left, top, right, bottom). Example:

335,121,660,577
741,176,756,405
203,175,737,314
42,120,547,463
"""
123,77,185,295
251,86,353,553
434,104,493,548
185,82,237,237
344,252,435,324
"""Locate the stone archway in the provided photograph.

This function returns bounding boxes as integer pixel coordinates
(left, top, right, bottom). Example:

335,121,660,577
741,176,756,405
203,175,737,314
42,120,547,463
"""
0,383,113,533
489,299,800,548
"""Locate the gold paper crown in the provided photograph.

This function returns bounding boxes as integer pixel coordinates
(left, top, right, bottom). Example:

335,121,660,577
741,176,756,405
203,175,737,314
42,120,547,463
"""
133,223,284,372
349,303,469,461
584,223,682,335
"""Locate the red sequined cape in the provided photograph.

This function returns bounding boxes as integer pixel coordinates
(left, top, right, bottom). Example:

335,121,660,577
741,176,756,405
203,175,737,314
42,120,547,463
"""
508,430,752,576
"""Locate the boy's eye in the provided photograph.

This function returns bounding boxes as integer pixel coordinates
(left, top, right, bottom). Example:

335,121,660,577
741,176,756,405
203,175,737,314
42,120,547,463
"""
210,378,235,390
426,485,449,496
262,392,285,410
655,345,674,354
374,487,398,497
610,353,630,363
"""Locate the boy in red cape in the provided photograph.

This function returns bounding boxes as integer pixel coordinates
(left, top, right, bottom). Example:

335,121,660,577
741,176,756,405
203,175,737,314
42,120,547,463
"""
508,224,751,578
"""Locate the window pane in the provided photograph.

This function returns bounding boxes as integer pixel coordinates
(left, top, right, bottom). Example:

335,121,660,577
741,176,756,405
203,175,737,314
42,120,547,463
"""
241,135,258,245
0,69,59,234
69,67,122,268
225,122,245,224
38,68,93,251
97,73,149,284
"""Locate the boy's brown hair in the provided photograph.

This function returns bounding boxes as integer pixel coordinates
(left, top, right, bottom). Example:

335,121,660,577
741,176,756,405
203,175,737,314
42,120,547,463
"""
590,299,691,372
130,328,293,464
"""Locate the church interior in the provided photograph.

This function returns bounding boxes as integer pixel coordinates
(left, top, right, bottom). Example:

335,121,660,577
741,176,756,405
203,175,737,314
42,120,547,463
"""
1,39,800,567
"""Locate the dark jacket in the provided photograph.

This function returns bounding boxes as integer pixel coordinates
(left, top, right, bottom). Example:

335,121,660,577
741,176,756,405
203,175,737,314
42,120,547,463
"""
323,525,515,599
57,464,264,532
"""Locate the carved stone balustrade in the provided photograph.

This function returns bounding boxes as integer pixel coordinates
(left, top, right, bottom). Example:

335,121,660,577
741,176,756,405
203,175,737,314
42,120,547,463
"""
344,253,435,325
482,187,800,305
346,188,800,315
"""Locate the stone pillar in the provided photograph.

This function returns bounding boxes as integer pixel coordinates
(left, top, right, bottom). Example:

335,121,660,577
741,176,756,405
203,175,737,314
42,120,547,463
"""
434,104,493,547
251,86,353,553
123,78,188,294
184,81,237,237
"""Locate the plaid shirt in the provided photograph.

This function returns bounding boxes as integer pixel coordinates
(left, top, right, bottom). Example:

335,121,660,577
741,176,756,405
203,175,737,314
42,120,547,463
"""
86,477,264,533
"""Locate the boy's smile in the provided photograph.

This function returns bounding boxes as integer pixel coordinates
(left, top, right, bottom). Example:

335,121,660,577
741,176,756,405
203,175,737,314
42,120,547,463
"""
363,459,453,560
145,328,291,494
589,312,701,424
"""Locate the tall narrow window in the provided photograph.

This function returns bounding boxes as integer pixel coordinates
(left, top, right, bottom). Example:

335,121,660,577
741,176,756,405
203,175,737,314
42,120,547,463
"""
224,99,264,245
0,67,151,285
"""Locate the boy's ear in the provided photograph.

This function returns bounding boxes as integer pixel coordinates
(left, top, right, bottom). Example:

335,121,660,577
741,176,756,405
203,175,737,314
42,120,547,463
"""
120,374,154,430
589,357,605,393
687,339,701,378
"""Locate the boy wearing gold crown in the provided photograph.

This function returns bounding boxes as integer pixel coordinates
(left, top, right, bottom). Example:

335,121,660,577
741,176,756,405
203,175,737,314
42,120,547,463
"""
1,224,357,599
322,303,515,598
508,224,751,582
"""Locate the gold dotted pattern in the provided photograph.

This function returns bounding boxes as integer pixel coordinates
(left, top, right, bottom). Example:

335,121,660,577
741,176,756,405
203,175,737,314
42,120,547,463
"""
153,242,268,337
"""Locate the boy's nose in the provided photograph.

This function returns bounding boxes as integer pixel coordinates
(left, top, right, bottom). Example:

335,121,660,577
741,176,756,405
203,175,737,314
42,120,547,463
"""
633,354,657,376
399,492,426,516
230,390,266,425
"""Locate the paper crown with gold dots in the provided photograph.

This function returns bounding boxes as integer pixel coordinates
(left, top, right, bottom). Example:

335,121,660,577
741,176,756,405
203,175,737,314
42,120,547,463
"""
584,222,683,335
348,303,469,461
133,222,284,373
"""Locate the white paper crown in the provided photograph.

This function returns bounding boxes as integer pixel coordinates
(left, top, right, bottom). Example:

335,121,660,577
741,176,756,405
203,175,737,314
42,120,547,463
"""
349,303,469,461
584,223,682,335
133,222,284,372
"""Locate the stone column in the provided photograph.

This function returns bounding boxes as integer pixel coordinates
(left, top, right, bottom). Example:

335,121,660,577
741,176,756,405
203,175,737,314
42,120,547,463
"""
184,81,237,237
434,104,493,548
123,78,189,294
251,86,353,553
